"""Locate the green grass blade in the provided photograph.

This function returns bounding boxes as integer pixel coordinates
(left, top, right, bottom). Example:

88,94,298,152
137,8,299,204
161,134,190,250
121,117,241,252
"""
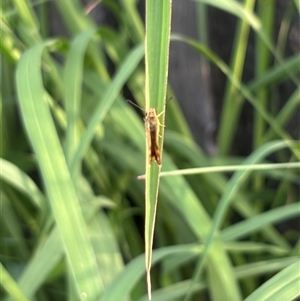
194,0,296,155
158,162,299,178
186,140,292,300
244,260,300,301
247,54,300,91
13,0,39,33
194,0,280,60
253,0,276,148
6,206,123,300
70,42,144,174
1,192,30,260
222,202,300,241
262,85,300,143
138,280,206,301
5,228,63,300
144,0,172,299
225,241,289,256
54,0,94,33
0,263,30,301
16,41,105,300
217,0,256,155
64,28,97,170
171,35,298,158
119,0,145,42
234,257,299,280
0,158,45,209
158,154,241,301
100,244,201,301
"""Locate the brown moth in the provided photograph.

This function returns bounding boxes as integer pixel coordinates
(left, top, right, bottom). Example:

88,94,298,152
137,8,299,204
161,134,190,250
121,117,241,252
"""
127,100,164,165
144,108,162,165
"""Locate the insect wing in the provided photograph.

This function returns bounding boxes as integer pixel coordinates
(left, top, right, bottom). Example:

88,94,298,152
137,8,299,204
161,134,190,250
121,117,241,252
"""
145,109,161,165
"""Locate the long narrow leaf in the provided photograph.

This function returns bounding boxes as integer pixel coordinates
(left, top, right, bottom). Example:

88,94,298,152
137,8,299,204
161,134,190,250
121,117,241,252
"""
0,263,30,301
70,42,144,174
16,40,104,300
64,28,98,170
185,140,293,300
244,260,300,301
222,202,300,241
144,0,172,299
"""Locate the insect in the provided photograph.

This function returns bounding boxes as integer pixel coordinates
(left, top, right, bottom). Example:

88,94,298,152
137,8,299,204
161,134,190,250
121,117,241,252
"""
127,100,164,165
145,108,163,165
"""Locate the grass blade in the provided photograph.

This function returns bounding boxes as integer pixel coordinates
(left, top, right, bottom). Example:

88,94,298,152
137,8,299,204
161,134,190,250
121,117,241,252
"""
16,40,104,300
63,28,97,170
0,158,45,209
144,0,172,299
70,41,144,174
222,202,300,241
5,228,63,300
244,260,300,301
0,263,30,301
185,140,293,300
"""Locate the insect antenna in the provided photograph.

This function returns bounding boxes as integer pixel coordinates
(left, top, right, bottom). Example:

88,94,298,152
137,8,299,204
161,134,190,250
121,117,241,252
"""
126,99,145,112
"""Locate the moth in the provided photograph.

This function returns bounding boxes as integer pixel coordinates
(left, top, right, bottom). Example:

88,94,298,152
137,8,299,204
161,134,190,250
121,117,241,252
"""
127,100,164,165
145,108,163,165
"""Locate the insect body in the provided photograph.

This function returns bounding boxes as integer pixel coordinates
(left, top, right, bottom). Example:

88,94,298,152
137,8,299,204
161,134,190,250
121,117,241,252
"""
145,108,161,165
127,100,164,165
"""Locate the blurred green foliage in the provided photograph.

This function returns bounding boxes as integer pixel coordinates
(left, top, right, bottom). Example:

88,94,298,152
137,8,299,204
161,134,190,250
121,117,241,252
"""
1,1,299,301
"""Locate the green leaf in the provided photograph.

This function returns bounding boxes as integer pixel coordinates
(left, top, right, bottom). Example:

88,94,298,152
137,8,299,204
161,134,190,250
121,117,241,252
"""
144,0,172,299
0,263,30,301
69,41,144,174
6,228,63,300
222,202,300,241
244,260,300,301
171,34,298,158
100,244,201,301
0,158,45,209
63,28,98,170
185,140,293,301
16,40,104,300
